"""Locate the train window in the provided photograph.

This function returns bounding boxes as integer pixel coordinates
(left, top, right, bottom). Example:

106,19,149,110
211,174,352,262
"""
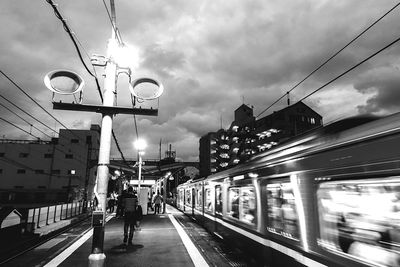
317,178,400,266
227,186,256,225
205,188,214,213
185,189,191,206
196,188,203,209
179,189,184,207
215,186,222,215
266,182,299,240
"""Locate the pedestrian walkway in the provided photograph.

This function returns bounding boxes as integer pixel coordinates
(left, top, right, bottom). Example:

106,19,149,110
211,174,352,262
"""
45,205,209,267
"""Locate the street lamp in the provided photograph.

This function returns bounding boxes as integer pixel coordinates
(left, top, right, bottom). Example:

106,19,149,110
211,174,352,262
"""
44,2,163,266
134,139,146,199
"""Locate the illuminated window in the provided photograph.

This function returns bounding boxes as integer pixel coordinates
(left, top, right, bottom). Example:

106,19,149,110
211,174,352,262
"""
196,188,203,209
317,178,400,266
185,189,191,206
215,185,222,215
227,186,256,225
266,182,299,240
205,188,213,213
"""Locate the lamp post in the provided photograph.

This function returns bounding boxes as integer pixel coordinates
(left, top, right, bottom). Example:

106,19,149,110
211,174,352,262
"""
134,139,146,200
44,1,163,266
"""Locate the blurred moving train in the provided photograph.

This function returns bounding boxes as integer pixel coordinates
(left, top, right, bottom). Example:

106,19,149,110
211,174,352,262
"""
177,113,400,267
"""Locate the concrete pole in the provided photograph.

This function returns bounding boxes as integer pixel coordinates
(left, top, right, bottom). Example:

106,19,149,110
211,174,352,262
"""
88,7,118,266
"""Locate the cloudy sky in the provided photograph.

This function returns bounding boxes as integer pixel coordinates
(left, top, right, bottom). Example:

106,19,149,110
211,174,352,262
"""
2,0,400,162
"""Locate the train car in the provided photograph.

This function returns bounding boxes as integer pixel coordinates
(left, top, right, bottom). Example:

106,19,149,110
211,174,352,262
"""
177,112,400,267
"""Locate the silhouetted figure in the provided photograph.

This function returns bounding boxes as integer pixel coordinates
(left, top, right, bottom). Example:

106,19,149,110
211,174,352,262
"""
123,187,138,244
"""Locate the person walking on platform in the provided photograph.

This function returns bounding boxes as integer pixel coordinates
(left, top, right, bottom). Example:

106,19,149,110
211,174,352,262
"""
153,191,163,214
123,187,138,244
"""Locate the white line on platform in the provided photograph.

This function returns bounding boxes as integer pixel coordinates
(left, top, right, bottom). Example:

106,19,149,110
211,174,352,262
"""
43,215,113,267
168,214,210,267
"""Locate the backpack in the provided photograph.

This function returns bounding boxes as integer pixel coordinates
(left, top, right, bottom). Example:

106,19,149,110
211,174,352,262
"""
136,205,143,221
124,196,137,212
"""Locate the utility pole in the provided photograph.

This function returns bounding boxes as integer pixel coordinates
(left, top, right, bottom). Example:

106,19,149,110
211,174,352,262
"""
44,2,162,265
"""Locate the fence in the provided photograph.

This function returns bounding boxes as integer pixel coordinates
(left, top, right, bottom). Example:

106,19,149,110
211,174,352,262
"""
26,200,92,232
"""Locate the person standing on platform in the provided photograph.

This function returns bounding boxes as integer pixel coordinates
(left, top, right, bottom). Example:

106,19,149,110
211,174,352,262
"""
153,191,163,214
123,186,138,244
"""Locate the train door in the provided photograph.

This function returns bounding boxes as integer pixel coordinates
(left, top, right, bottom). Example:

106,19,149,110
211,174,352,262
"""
191,187,195,216
215,184,223,233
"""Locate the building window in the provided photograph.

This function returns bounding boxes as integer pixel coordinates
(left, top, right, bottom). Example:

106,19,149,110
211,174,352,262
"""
17,169,26,174
51,170,60,174
71,139,79,144
311,118,316,124
19,153,29,158
0,152,4,157
44,153,53,158
67,170,76,175
14,186,24,189
65,154,73,159
37,186,46,189
0,169,2,174
35,170,44,174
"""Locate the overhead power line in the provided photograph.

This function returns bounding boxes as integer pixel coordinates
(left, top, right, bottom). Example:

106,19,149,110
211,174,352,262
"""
46,0,132,167
0,102,53,139
0,116,40,139
45,0,104,103
256,1,400,118
298,34,400,103
0,92,58,134
0,70,87,143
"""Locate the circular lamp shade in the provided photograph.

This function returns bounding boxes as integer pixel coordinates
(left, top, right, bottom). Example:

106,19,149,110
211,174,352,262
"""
44,70,85,95
129,78,164,100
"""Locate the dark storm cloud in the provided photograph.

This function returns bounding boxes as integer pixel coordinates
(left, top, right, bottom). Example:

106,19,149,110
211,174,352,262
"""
355,66,400,114
142,44,186,78
3,0,400,161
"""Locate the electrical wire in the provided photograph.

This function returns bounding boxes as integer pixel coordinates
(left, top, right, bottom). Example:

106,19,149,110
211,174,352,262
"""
0,70,87,143
45,0,133,167
101,0,122,44
0,116,40,139
45,0,104,102
0,93,58,134
0,102,53,139
256,1,400,118
298,34,400,104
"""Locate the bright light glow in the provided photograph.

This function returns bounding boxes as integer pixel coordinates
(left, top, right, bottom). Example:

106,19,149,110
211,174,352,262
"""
70,170,76,175
134,139,147,151
129,179,155,185
114,170,121,176
111,43,140,69
233,175,244,181
248,172,258,178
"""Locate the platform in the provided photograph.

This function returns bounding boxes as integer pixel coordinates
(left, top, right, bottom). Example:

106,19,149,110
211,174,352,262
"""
42,205,209,267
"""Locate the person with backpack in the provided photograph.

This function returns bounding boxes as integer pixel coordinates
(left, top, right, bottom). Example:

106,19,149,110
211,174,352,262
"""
123,186,138,244
152,191,163,214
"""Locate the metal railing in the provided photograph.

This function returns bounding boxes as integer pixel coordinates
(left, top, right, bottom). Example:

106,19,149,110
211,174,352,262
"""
26,200,93,231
